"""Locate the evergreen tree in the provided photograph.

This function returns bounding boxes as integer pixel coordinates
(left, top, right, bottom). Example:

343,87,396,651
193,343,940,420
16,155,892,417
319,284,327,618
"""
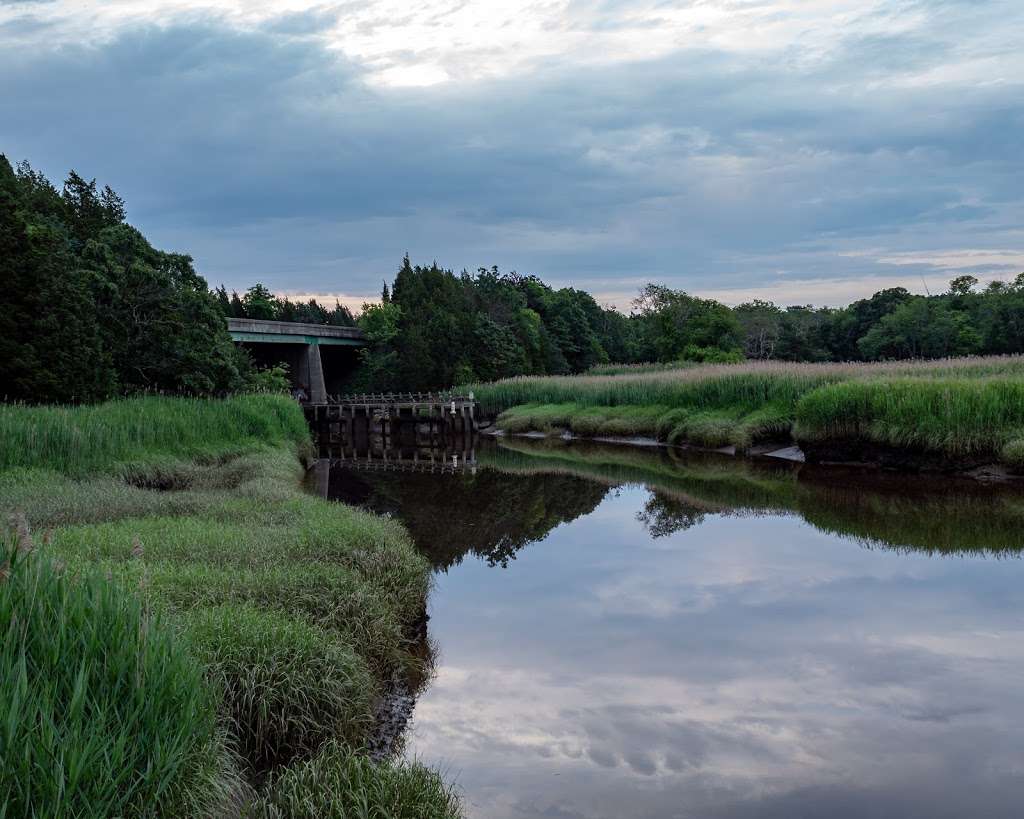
0,156,114,402
241,283,277,320
215,285,232,316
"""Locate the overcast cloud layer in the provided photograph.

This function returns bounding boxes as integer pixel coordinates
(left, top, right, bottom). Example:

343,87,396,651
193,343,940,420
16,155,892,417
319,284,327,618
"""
2,0,1022,308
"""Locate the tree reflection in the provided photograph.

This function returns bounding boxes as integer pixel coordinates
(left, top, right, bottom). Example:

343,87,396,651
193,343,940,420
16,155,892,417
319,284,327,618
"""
328,465,608,569
487,438,1024,557
636,493,707,538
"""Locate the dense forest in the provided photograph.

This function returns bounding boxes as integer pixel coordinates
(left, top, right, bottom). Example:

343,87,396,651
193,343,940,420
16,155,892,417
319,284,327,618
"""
228,259,1024,392
5,155,1024,403
0,155,276,404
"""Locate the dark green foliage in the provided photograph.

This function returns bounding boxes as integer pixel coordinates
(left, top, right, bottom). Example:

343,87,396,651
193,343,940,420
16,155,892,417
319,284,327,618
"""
82,224,246,395
345,258,635,391
0,157,114,403
242,283,278,320
857,298,981,359
222,282,356,327
0,154,253,402
0,534,238,818
632,283,742,361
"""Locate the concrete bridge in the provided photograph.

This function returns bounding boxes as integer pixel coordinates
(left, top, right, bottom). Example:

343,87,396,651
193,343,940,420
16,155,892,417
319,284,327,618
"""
228,318,365,403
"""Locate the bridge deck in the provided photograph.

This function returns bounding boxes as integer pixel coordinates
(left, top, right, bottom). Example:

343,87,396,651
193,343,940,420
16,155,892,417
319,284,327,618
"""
228,317,365,346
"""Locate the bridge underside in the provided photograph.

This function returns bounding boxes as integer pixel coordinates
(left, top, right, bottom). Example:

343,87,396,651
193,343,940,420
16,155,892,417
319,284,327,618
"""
227,320,365,402
235,340,361,400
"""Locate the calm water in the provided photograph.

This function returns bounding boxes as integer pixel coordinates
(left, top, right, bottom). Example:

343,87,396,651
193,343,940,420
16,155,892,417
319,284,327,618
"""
322,437,1024,819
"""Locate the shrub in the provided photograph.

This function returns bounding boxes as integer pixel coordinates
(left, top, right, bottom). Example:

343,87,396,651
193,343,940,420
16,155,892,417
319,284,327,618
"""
680,344,744,364
999,438,1024,469
0,532,240,817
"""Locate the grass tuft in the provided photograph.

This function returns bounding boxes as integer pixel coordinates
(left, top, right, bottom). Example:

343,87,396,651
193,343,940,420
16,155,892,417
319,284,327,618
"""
250,741,462,819
184,604,377,771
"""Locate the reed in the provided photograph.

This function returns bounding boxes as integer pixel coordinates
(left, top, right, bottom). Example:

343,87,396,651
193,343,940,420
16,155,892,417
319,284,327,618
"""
793,377,1024,457
471,356,1024,463
470,356,1024,416
0,394,310,476
0,533,244,818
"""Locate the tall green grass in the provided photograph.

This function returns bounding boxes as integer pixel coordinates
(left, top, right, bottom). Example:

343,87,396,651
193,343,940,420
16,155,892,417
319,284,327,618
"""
793,377,1024,459
0,533,243,818
0,394,309,476
473,356,1024,464
585,361,698,376
184,604,377,771
470,356,1024,416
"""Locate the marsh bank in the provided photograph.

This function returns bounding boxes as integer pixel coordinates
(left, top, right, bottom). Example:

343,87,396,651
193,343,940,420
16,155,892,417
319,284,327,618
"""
467,356,1024,476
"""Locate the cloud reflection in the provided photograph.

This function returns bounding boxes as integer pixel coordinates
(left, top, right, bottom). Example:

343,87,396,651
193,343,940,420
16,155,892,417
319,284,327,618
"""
405,487,1024,819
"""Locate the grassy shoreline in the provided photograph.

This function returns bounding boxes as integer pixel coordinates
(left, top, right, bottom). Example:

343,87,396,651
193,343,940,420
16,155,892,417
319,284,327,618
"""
0,396,460,817
468,356,1024,470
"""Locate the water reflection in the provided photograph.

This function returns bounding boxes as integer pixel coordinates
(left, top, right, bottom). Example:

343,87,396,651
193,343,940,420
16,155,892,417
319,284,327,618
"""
322,436,1024,818
317,444,607,569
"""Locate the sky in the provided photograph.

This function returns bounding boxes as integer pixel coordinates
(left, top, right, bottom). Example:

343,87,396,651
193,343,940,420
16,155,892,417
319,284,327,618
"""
2,0,1022,311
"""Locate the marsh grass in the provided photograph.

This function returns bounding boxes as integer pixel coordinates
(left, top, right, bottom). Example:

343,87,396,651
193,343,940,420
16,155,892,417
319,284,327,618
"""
585,361,698,376
793,377,1024,457
0,533,244,818
471,356,1024,416
184,604,377,772
0,394,310,476
252,741,462,819
475,356,1024,462
0,396,445,814
496,402,794,450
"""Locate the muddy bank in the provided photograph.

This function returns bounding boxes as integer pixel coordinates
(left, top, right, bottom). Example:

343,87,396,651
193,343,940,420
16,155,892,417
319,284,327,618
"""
485,426,1020,481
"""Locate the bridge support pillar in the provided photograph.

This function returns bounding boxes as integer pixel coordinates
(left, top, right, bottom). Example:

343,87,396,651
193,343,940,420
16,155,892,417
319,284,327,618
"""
306,343,327,404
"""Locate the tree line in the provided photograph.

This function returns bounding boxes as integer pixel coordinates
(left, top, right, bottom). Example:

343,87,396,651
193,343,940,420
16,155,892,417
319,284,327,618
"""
0,155,280,404
215,282,355,328
6,155,1024,404
301,260,1024,392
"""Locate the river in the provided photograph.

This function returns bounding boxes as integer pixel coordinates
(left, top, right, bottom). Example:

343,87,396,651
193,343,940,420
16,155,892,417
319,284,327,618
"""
318,435,1024,819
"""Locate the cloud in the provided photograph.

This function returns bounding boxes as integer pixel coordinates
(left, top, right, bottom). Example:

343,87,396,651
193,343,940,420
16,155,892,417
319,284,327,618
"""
0,1,1020,303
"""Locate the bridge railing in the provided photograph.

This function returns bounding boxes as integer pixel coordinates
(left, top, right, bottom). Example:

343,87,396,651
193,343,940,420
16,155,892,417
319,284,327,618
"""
324,392,475,404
